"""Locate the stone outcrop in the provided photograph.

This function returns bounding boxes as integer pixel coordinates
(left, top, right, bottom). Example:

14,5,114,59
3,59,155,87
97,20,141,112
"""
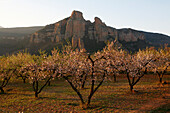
65,11,85,48
118,29,144,42
30,10,145,50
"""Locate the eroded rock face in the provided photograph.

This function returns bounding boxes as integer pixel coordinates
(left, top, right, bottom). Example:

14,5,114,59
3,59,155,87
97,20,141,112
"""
65,11,86,48
30,10,145,49
118,29,144,42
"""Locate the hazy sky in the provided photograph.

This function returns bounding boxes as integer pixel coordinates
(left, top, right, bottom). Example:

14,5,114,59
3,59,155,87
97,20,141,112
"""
0,0,170,36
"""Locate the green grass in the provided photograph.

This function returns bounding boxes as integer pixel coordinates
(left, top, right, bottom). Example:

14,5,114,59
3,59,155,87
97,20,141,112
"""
0,74,169,112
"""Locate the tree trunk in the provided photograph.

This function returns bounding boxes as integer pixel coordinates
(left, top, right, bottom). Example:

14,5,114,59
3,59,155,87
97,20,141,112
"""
35,81,39,98
23,78,26,83
48,81,51,86
81,75,87,89
157,73,163,84
81,82,85,89
33,80,39,98
126,72,133,92
63,76,85,105
130,85,133,92
87,78,95,106
20,74,26,83
156,72,164,83
87,73,106,106
35,92,38,98
159,76,163,83
0,87,4,94
113,74,116,82
87,94,92,106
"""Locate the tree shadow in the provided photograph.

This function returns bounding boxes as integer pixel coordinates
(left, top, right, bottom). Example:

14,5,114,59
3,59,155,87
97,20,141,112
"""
67,102,79,106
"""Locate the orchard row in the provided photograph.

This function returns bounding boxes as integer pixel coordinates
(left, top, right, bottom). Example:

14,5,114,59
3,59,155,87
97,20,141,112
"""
0,42,169,108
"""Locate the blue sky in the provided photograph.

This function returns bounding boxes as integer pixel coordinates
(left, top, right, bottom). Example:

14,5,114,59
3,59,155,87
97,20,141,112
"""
0,0,170,36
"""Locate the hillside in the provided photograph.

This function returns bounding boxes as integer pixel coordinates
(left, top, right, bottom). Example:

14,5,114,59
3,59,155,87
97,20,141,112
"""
0,26,43,55
0,26,43,38
142,31,170,46
0,11,170,55
30,11,170,53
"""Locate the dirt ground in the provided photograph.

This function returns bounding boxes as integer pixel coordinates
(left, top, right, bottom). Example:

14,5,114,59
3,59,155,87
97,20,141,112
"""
0,74,169,112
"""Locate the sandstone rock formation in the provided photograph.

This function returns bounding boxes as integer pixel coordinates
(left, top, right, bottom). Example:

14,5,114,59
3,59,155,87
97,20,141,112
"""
30,10,146,51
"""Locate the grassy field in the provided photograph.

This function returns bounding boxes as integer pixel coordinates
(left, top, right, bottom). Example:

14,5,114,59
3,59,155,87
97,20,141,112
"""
0,74,169,113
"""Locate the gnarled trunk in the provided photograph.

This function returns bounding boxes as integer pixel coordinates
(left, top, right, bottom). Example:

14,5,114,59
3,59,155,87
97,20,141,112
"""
157,73,163,84
159,76,163,83
48,81,51,86
81,74,87,89
63,76,85,105
113,74,116,82
32,77,52,98
0,76,11,94
35,92,38,98
0,87,4,94
23,78,26,83
130,85,133,92
87,72,106,106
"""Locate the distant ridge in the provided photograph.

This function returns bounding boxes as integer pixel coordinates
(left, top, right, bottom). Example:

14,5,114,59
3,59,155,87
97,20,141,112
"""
0,26,3,28
0,26,43,56
30,10,170,53
0,26,44,34
0,11,169,55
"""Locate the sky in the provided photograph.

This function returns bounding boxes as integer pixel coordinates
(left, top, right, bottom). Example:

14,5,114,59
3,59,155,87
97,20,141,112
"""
0,0,170,36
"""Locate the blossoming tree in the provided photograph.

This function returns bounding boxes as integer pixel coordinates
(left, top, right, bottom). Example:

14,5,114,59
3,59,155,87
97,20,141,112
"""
56,45,108,108
149,47,170,84
20,51,59,98
0,56,16,93
121,48,156,92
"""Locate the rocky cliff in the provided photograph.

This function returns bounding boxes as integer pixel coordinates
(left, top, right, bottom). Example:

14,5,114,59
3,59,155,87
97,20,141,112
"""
30,10,169,52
